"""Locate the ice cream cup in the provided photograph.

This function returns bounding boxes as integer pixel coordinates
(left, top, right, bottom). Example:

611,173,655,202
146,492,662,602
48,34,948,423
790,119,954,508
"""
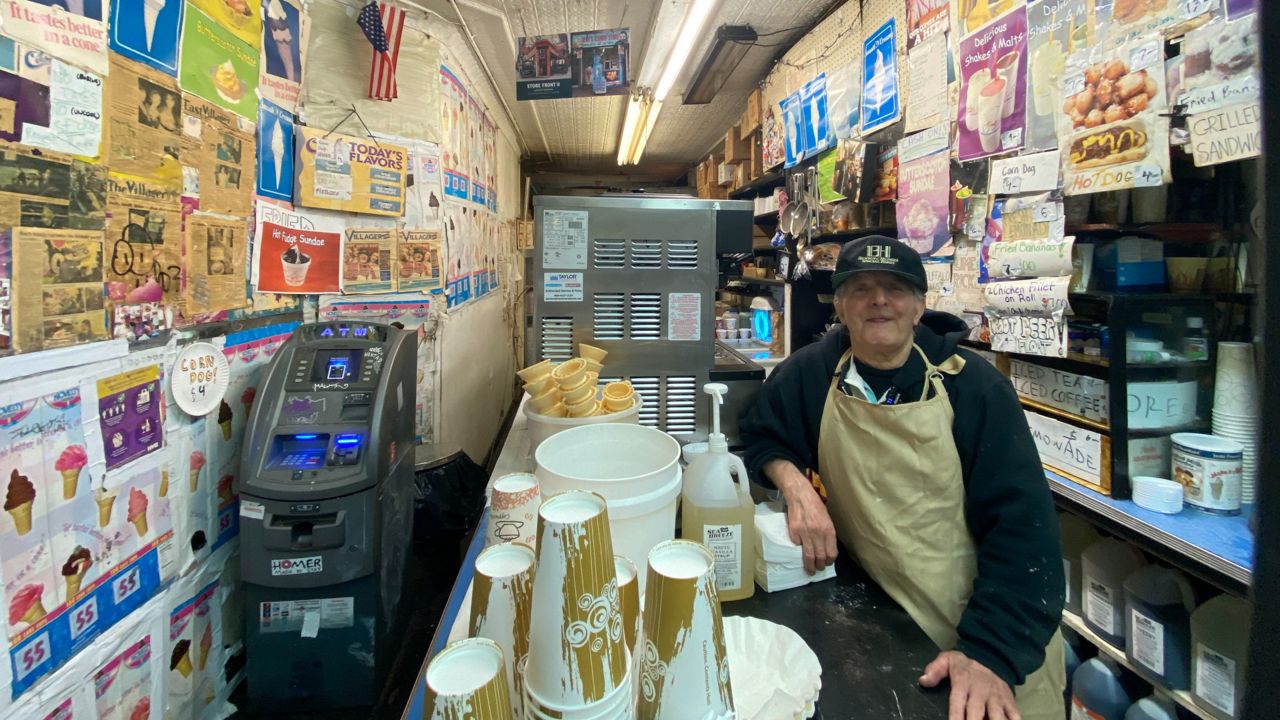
524,655,633,718
525,491,627,708
602,396,635,414
423,637,514,720
615,556,639,653
581,359,604,375
96,490,117,527
517,359,555,383
577,344,608,364
638,540,734,720
527,390,562,415
583,372,599,389
565,398,599,418
602,382,634,404
524,374,557,397
470,542,536,720
487,473,541,549
965,70,990,132
562,382,596,407
282,250,311,287
552,358,588,391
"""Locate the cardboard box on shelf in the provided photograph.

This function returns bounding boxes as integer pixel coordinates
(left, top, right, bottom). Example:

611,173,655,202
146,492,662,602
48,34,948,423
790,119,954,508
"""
717,162,734,186
725,125,750,165
748,133,763,181
731,163,747,190
743,88,762,134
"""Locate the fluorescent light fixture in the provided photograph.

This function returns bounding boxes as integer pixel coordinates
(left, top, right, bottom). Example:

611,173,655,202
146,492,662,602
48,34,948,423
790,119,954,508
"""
630,99,662,164
654,0,719,101
618,98,662,165
684,25,757,105
617,94,644,165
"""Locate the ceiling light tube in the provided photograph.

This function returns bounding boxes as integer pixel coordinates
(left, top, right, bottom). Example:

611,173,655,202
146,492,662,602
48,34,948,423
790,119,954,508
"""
617,94,644,165
654,0,719,102
627,99,662,164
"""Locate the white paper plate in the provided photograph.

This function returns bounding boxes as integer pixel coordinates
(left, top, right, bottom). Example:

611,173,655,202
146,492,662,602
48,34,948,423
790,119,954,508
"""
724,616,820,720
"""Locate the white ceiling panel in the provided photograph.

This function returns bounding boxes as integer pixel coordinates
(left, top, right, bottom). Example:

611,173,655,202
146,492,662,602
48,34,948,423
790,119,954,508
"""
442,0,839,180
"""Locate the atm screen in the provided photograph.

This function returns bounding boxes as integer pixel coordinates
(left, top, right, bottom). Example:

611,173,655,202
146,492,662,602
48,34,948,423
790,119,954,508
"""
312,350,364,381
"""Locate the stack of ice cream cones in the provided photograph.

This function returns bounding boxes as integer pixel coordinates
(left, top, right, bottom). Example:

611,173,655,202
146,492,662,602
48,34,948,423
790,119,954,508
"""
518,343,638,419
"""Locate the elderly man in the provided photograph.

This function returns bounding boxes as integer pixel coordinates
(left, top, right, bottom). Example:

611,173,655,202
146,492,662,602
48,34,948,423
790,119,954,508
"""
741,236,1065,720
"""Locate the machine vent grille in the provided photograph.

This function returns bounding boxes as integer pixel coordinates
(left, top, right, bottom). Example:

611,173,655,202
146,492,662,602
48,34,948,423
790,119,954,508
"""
630,240,663,269
592,294,625,340
539,317,574,361
667,240,699,269
628,293,661,339
630,376,660,428
664,376,697,435
593,238,625,269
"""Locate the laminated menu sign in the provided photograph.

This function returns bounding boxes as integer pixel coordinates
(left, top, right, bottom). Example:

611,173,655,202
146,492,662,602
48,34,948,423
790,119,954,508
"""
180,94,255,217
343,228,396,294
896,151,952,258
254,220,342,294
184,214,248,314
1096,0,1177,41
178,5,259,121
189,0,261,49
108,0,185,75
106,55,183,184
1024,409,1103,485
19,59,104,159
1025,0,1090,152
906,33,949,133
98,365,164,470
103,173,184,307
1178,15,1259,116
259,0,307,111
397,229,443,292
9,228,107,353
0,0,109,75
986,236,1076,279
295,126,407,217
1057,36,1171,195
953,0,1026,37
955,7,1029,161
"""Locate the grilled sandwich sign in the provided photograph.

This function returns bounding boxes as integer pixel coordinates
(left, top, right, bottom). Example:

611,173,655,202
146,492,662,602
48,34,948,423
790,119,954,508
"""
1189,101,1261,167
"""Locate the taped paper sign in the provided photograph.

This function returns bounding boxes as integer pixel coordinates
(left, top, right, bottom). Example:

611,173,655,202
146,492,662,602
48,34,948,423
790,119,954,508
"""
951,244,983,311
106,55,183,184
898,123,950,164
180,93,255,217
1178,16,1259,116
184,214,248,314
1010,358,1108,424
342,227,396,294
983,275,1072,316
989,314,1068,357
8,227,107,352
1188,101,1260,167
0,0,109,75
258,0,307,111
18,59,103,158
295,126,407,217
104,173,184,308
1025,409,1104,484
990,150,1060,195
986,236,1075,278
984,276,1072,358
396,228,443,293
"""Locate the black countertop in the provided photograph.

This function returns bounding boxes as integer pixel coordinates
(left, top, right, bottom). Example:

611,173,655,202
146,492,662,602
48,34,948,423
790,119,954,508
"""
724,550,950,719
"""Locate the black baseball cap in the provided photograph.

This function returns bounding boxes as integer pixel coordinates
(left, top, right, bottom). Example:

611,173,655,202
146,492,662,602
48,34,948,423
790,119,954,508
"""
830,235,928,293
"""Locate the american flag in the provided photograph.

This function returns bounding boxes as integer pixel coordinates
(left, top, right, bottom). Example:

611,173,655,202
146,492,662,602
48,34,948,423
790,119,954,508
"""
358,1,406,101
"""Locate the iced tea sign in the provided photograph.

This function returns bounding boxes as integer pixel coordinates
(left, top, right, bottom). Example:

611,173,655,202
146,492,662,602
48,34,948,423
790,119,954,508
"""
172,342,230,416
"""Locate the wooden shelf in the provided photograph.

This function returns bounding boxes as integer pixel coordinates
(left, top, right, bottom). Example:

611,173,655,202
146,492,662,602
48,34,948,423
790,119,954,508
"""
729,170,785,199
1066,223,1226,244
1061,610,1216,720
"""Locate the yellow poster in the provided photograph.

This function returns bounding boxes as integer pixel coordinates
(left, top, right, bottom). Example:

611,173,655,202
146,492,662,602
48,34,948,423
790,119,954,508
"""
190,0,263,49
294,126,407,217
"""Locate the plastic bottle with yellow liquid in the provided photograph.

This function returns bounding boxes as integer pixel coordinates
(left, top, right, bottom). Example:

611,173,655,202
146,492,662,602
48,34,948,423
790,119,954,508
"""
681,383,756,601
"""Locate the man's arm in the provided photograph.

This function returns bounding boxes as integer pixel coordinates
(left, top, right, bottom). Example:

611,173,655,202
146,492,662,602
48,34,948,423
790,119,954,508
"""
763,459,837,573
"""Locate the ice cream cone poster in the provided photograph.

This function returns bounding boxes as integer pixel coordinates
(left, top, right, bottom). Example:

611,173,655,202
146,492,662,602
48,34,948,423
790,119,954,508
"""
93,632,158,720
955,6,1028,161
3,0,109,75
259,0,306,111
96,365,164,471
896,150,953,258
256,99,295,202
295,126,408,217
179,6,260,121
109,0,185,76
343,228,396,294
190,0,261,49
254,220,342,294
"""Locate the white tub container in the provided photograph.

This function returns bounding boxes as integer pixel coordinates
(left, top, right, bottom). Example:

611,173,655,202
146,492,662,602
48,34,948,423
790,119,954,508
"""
525,397,642,453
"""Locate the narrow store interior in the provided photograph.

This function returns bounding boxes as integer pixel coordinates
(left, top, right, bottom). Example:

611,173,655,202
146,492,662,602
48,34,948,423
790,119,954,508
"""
0,0,1273,719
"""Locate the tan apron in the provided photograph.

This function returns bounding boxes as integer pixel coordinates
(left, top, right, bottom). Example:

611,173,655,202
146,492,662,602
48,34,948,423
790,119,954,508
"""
818,346,1064,720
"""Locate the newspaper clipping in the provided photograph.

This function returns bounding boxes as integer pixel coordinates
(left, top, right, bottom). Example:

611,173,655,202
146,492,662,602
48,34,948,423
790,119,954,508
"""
0,145,106,231
185,214,248,314
180,94,254,216
343,228,396,293
10,228,107,352
104,174,184,307
397,228,442,292
107,55,184,184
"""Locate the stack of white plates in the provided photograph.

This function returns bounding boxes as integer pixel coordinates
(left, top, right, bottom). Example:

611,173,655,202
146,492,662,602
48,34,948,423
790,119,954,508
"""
1213,342,1260,504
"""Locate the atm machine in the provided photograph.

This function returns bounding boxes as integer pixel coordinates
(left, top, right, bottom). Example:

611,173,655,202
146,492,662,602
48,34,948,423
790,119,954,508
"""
238,321,416,711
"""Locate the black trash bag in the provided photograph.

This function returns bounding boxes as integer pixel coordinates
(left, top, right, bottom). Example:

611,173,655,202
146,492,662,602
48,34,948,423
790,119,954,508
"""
412,452,487,545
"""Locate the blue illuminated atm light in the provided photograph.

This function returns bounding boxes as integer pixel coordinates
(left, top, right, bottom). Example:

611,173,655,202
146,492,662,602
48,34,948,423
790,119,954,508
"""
335,434,362,445
295,434,318,440
320,327,334,337
353,326,368,337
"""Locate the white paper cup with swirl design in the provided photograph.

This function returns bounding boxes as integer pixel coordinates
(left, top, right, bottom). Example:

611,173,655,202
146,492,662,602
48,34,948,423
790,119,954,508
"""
423,637,514,720
637,540,734,720
525,491,628,709
470,542,535,720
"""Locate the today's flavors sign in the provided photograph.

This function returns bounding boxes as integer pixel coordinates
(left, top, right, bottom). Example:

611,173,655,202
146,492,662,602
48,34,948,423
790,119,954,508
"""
295,126,407,217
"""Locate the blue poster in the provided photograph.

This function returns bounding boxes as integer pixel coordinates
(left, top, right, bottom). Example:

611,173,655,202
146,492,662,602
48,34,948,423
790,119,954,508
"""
781,92,803,168
860,18,901,135
256,100,295,203
109,0,185,76
800,73,832,160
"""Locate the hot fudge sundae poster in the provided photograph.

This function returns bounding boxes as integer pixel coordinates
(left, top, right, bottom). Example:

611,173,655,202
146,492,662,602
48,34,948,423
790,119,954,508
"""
258,0,307,111
178,5,260,121
109,0,186,76
253,216,342,294
895,150,953,258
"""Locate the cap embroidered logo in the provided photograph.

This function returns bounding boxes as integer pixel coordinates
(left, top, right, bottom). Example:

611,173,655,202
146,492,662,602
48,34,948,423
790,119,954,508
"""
862,243,899,266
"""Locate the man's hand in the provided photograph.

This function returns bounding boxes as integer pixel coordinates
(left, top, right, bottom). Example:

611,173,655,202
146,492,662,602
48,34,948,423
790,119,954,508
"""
763,459,837,574
919,651,1019,720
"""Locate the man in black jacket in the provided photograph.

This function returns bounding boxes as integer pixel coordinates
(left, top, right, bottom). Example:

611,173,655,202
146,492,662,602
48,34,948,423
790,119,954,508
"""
740,236,1064,720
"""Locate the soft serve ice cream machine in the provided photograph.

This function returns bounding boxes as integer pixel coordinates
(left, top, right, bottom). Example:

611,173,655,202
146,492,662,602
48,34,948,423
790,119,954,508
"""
238,321,415,711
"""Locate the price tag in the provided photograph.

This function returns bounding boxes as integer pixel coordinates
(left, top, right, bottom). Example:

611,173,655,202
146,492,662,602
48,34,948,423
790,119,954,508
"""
1133,164,1165,187
172,342,229,417
69,597,99,640
14,632,52,681
1064,75,1086,97
1001,127,1024,150
1000,176,1024,195
112,566,142,605
1179,0,1216,18
1033,203,1061,223
1129,40,1162,73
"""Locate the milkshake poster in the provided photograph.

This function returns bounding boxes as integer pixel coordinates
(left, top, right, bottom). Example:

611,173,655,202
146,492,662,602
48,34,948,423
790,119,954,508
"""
256,100,294,202
295,126,407,217
895,150,953,257
955,6,1028,161
2,0,109,75
97,365,164,471
1025,0,1089,152
253,217,342,294
178,5,260,121
258,0,307,111
108,0,185,76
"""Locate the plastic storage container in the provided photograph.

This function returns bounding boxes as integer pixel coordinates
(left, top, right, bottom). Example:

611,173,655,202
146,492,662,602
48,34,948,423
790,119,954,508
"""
1124,692,1178,720
1061,512,1104,615
1123,565,1196,689
524,397,642,452
1191,595,1252,720
1064,637,1082,706
1082,537,1148,646
1072,656,1138,720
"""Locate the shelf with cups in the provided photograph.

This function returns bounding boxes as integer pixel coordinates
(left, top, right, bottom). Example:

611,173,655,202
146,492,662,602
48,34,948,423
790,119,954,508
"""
1048,471,1253,597
1060,609,1216,720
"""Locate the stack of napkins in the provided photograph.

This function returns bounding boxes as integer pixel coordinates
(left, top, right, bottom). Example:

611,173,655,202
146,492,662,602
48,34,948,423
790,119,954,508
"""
754,501,836,592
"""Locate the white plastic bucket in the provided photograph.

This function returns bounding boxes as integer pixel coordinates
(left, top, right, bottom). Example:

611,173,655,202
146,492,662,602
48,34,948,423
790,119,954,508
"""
524,397,642,453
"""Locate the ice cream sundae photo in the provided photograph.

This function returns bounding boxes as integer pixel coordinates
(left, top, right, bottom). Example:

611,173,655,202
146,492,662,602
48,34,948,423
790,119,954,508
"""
212,60,245,105
281,243,311,286
904,199,941,254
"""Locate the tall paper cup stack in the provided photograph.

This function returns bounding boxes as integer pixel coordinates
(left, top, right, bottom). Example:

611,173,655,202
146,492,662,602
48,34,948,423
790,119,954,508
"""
525,491,629,711
486,473,541,548
470,543,535,720
423,637,514,720
1212,341,1259,503
615,556,639,653
637,540,734,720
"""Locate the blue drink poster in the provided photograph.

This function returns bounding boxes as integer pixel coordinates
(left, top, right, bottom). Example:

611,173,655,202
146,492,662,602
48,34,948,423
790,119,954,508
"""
781,92,803,168
109,0,185,76
800,73,832,160
861,18,901,134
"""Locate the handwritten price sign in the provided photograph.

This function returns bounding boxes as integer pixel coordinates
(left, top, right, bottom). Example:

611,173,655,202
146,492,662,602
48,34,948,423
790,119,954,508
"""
1129,40,1162,73
14,632,52,681
1179,0,1216,18
172,342,229,416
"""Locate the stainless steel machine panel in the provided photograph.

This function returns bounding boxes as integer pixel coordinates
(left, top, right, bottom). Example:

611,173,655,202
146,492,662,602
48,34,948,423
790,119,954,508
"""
531,195,751,439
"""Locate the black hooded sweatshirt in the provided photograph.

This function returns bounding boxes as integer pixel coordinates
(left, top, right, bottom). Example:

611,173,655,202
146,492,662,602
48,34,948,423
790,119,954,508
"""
739,310,1064,689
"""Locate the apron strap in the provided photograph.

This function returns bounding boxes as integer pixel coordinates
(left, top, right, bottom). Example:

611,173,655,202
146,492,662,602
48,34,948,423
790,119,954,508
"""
832,344,968,403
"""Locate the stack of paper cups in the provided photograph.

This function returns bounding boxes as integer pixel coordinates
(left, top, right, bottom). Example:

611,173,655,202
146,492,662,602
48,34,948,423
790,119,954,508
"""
525,491,631,717
469,543,535,720
423,637,514,720
486,473,540,549
615,556,639,653
1212,341,1259,503
638,540,734,720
